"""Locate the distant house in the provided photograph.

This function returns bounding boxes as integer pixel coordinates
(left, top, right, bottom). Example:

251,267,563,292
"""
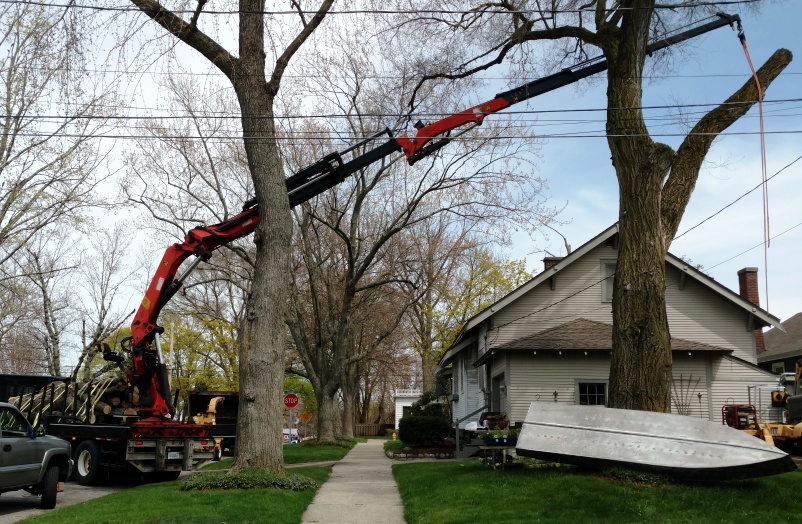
393,389,422,429
758,312,802,374
439,224,784,429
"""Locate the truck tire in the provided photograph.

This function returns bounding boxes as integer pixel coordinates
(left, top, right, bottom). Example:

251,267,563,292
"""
74,440,102,486
39,465,59,509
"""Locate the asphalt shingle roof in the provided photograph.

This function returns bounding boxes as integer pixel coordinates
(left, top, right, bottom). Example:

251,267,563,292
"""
494,318,731,353
759,312,802,362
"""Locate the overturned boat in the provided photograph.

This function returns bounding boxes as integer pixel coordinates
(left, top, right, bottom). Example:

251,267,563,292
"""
516,403,797,481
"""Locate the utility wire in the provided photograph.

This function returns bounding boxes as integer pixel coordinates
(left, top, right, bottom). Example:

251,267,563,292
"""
675,154,802,240
0,0,763,16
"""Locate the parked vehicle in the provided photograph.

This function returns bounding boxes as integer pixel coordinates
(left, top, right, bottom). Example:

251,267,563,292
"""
0,402,73,509
187,391,239,460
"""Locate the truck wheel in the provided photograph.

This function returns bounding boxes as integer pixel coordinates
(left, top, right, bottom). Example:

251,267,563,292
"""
39,465,59,509
74,441,102,486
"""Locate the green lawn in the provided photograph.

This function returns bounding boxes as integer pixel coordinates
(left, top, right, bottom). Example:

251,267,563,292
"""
393,460,802,524
19,467,330,524
203,440,357,471
21,440,363,523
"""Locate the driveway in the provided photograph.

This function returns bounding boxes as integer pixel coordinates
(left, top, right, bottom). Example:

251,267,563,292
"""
0,472,193,524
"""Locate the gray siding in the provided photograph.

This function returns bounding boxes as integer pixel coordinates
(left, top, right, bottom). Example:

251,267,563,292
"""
711,355,783,423
451,345,485,429
488,244,756,361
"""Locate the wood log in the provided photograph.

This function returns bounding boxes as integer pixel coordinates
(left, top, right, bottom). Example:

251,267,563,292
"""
108,395,122,407
93,400,112,415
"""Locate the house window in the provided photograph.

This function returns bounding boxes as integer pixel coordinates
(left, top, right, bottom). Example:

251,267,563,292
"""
577,382,607,406
402,406,411,418
772,362,785,374
600,262,616,302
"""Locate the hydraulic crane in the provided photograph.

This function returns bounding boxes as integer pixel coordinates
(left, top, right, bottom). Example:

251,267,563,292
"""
116,13,743,423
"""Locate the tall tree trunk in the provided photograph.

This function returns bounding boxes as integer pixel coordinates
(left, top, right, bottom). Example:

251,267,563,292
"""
605,1,673,411
231,13,290,470
317,392,337,442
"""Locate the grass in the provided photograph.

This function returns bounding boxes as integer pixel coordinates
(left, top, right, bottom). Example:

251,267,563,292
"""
383,440,405,453
202,439,358,471
393,459,802,524
19,466,331,524
21,438,363,523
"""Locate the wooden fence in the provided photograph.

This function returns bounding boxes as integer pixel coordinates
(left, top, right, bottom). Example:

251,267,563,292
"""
355,423,386,436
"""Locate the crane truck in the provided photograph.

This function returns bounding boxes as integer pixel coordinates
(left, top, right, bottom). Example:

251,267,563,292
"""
0,13,743,485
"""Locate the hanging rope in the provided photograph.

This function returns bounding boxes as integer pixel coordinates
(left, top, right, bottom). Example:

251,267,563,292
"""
737,22,770,310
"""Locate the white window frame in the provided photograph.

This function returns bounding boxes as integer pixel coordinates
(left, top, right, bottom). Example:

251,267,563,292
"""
600,261,616,302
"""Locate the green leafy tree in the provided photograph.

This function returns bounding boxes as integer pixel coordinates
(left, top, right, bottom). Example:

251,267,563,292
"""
409,248,533,391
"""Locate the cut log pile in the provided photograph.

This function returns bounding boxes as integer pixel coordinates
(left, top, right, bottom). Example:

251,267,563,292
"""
8,376,141,425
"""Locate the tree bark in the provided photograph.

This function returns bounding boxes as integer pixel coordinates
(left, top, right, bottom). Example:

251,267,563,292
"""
129,0,333,474
602,2,792,411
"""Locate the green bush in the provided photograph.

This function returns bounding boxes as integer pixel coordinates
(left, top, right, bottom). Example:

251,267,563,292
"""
299,437,356,449
408,391,445,418
398,416,450,446
180,468,318,492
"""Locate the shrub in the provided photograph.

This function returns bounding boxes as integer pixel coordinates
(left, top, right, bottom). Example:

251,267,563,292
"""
398,415,450,446
300,437,356,449
181,468,318,492
408,391,445,418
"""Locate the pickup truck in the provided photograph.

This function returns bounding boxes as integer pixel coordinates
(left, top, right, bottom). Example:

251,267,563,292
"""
0,402,73,509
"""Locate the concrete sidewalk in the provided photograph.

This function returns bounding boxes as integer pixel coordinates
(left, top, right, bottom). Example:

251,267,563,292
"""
302,439,406,523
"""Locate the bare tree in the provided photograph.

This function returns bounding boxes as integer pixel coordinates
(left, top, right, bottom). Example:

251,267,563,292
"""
122,0,334,472
392,0,792,411
284,26,558,441
0,2,113,271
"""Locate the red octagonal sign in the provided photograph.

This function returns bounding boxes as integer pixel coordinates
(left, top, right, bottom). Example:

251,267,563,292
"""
283,393,299,409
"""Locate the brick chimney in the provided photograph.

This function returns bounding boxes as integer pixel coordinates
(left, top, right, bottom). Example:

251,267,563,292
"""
737,267,765,354
543,256,563,271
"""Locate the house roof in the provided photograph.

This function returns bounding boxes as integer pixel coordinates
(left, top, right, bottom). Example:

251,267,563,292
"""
473,318,731,367
757,312,802,363
440,223,782,369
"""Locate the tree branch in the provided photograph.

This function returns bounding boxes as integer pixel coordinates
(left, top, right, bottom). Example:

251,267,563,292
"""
129,0,236,78
662,48,793,240
267,0,334,96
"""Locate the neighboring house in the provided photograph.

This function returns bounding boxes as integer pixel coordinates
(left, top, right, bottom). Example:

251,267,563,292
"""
757,312,802,374
393,389,422,429
439,224,785,429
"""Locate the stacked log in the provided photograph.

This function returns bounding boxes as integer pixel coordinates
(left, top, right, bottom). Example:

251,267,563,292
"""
8,376,139,424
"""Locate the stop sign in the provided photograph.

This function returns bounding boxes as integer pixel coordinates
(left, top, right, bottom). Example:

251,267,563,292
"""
283,393,299,408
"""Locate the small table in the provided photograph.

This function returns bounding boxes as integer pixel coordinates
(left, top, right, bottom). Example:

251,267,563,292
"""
479,446,515,469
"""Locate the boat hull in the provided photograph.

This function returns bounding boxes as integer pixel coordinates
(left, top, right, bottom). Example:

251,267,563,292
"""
516,403,797,481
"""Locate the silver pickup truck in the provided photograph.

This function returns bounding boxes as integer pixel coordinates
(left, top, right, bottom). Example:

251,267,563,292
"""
0,402,73,509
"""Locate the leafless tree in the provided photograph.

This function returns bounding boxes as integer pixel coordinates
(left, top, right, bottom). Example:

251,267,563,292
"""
116,0,334,468
0,2,114,272
388,0,792,411
284,25,559,441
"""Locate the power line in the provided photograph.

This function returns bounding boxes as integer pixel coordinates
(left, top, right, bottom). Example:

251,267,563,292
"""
675,154,802,240
11,98,801,123
0,0,763,16
705,222,802,270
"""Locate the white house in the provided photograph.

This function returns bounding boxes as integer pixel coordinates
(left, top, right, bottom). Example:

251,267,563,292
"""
439,224,784,429
393,389,422,429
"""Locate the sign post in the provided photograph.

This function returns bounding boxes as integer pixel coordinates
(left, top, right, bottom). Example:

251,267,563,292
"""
283,392,299,443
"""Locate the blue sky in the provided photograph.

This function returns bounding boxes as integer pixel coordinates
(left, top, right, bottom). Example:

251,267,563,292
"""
503,3,801,324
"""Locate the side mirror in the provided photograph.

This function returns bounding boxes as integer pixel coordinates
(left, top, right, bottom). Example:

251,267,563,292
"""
36,425,46,437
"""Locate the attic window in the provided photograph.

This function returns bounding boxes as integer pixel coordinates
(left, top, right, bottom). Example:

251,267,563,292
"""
600,261,616,302
604,233,620,249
